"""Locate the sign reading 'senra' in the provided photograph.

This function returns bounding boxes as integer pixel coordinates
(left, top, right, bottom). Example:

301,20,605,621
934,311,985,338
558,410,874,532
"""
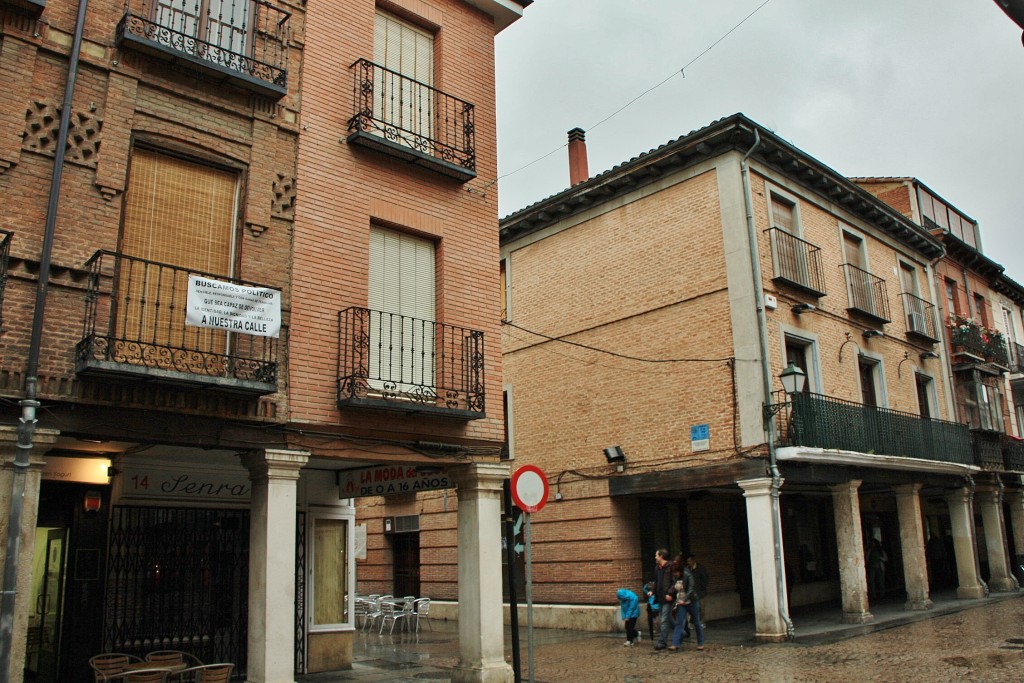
185,275,282,338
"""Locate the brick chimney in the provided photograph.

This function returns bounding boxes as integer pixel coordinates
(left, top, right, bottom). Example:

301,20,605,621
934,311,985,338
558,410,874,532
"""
567,127,589,186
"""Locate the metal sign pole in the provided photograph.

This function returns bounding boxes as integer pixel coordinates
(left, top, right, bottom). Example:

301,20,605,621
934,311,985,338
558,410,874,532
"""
525,512,534,683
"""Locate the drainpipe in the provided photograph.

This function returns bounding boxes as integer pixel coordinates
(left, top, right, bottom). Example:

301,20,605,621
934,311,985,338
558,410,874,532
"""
740,129,795,639
0,0,88,676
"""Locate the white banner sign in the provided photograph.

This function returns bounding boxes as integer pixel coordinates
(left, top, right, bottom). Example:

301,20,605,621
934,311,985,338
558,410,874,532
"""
337,465,454,498
185,275,281,338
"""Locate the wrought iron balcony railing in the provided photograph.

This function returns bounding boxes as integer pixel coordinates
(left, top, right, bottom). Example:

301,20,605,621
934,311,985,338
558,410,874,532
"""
971,429,1004,470
116,0,290,98
771,391,973,465
1003,435,1024,472
1010,342,1024,374
346,58,476,182
900,292,938,341
765,227,826,297
337,307,485,419
0,229,11,332
841,263,890,323
76,250,279,394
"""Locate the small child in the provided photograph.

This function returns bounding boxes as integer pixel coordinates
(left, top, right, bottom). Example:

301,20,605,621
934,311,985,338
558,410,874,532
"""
643,580,657,641
616,588,640,647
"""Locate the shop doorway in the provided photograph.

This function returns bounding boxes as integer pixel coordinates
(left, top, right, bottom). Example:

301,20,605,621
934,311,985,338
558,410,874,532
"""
392,533,420,597
30,482,108,683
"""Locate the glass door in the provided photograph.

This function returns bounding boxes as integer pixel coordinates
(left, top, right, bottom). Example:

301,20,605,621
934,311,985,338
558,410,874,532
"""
28,528,68,683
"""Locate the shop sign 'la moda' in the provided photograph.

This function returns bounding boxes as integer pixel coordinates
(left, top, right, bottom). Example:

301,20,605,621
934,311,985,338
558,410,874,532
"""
185,275,282,338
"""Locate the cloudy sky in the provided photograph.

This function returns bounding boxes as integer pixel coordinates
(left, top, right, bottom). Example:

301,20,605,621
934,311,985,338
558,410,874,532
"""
494,0,1024,281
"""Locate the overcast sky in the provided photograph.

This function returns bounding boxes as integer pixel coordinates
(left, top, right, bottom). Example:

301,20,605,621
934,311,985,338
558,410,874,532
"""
494,0,1024,282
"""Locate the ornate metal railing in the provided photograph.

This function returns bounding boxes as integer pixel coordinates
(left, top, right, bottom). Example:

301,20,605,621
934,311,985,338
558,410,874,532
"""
1010,342,1024,374
76,250,279,392
900,292,938,341
337,307,484,418
347,58,476,177
771,391,972,465
765,227,826,296
1003,435,1024,472
116,0,289,94
971,429,1004,470
842,263,890,322
0,230,11,332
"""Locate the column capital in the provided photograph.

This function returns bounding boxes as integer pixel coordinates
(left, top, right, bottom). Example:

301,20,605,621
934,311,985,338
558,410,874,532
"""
945,486,973,506
453,462,511,495
0,425,60,469
830,479,863,495
240,448,309,482
737,477,778,497
893,483,922,498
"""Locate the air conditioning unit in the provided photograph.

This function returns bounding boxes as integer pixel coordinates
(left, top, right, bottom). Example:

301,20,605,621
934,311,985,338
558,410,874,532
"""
383,515,420,534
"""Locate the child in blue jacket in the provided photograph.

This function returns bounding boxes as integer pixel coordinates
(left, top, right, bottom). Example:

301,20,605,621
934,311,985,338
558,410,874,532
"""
616,588,641,647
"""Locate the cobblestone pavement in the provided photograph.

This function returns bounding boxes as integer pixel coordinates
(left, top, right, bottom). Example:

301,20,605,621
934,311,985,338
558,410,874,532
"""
300,595,1024,683
523,598,1024,682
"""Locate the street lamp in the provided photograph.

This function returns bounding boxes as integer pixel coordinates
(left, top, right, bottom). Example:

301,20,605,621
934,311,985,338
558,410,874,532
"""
778,362,806,396
763,363,807,430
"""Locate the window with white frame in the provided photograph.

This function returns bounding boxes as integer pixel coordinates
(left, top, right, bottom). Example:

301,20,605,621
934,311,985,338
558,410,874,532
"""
368,225,437,394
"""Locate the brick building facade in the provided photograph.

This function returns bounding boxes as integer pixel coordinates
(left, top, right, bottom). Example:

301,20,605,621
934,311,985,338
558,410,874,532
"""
0,0,527,680
491,115,1024,640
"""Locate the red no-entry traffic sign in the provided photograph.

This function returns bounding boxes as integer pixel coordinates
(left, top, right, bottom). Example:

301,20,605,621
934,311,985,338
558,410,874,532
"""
510,464,549,513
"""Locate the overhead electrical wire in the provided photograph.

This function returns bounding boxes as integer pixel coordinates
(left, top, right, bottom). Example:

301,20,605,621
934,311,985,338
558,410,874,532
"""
475,0,776,194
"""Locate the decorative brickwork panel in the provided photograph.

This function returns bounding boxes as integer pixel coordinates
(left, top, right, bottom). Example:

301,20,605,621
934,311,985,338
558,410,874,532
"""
272,173,296,219
23,101,103,167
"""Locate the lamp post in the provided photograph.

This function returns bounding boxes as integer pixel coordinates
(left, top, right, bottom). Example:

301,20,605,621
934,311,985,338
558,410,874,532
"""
763,363,807,433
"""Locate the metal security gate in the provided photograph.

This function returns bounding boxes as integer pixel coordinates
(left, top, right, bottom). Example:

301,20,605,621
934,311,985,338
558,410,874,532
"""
103,506,249,674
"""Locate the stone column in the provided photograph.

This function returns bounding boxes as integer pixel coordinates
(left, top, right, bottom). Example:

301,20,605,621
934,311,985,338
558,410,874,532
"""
893,484,932,610
0,425,58,683
241,449,309,683
946,486,986,599
450,462,514,683
1007,491,1024,577
975,484,1017,592
738,477,788,642
831,480,872,623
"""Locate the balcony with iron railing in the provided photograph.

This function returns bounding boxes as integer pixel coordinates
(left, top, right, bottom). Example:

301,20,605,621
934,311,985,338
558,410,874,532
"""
947,317,1009,369
765,227,826,297
1008,341,1024,374
769,391,973,465
116,0,290,98
1003,435,1024,472
337,307,485,419
76,250,279,395
0,230,11,332
900,292,939,342
346,59,476,182
841,264,890,323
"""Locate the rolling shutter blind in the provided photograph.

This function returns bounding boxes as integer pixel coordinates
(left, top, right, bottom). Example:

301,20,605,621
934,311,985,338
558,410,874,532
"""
374,10,434,140
368,226,436,390
120,148,236,351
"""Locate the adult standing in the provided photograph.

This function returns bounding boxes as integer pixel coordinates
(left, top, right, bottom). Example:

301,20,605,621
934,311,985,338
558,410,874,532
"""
687,554,710,629
671,560,706,651
652,549,674,651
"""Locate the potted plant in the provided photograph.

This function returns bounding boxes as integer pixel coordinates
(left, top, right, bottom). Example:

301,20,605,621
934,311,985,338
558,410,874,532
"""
947,314,981,354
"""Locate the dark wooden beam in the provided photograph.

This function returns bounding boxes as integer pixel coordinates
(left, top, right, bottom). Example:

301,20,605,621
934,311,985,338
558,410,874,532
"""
609,459,768,496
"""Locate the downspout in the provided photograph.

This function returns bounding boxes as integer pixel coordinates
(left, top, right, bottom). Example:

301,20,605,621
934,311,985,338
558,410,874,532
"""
0,0,88,676
740,129,795,638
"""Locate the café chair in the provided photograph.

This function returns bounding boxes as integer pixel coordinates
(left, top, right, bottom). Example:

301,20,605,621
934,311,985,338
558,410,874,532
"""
89,653,142,681
145,650,202,668
413,597,432,632
171,662,234,683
